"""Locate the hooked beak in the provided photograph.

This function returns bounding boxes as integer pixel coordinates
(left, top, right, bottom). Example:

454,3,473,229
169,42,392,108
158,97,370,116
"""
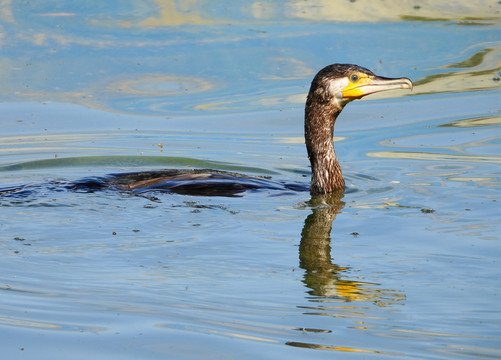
342,75,413,100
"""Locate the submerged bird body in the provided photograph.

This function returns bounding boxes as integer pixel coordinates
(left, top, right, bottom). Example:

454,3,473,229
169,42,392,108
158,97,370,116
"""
304,64,412,194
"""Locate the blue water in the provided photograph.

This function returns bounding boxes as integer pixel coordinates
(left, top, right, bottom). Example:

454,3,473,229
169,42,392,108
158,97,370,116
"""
1,1,501,359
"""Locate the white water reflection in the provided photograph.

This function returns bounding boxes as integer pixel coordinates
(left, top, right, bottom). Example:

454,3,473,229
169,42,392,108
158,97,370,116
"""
0,1,499,116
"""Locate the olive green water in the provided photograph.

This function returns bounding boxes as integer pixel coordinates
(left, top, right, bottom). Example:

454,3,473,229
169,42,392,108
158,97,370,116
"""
1,2,500,359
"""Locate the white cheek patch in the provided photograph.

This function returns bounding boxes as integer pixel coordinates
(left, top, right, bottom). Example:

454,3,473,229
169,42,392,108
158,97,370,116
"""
326,78,350,106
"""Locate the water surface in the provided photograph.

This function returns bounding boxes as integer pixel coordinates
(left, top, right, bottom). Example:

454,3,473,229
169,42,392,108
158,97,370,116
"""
1,1,500,359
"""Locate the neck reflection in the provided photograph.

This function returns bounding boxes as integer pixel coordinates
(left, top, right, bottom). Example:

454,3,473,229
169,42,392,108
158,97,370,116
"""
299,191,405,306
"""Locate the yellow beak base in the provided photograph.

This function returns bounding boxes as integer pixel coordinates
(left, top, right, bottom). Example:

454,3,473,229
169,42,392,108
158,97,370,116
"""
342,74,413,100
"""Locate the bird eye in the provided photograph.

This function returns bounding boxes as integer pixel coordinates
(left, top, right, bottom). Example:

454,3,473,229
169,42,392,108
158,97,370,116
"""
349,73,359,83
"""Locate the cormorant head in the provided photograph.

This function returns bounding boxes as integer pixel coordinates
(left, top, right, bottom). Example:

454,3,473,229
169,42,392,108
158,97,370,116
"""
308,64,413,107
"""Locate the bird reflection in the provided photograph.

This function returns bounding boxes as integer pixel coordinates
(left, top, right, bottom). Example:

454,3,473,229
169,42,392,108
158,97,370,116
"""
300,191,345,296
299,191,405,306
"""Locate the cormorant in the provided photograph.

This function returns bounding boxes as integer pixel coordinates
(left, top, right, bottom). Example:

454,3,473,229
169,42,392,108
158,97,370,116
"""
109,64,412,196
0,64,412,198
304,64,412,194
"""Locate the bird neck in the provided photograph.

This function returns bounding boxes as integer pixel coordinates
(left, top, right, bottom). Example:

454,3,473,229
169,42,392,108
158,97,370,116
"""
304,99,345,194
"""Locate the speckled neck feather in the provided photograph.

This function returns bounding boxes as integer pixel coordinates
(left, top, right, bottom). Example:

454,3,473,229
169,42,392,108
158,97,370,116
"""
305,95,344,194
304,66,354,194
